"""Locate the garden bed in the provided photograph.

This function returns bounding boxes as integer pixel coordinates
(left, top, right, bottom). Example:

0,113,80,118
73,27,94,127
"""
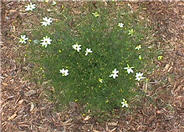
1,1,184,132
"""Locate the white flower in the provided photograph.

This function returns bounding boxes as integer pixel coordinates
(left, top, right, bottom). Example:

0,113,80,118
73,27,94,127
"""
52,1,56,5
118,23,124,28
121,99,128,108
124,65,134,74
72,44,81,52
41,17,53,26
109,68,119,79
40,36,52,47
59,68,69,76
19,35,28,44
112,69,119,74
85,48,92,56
25,3,36,11
135,72,145,81
135,45,141,50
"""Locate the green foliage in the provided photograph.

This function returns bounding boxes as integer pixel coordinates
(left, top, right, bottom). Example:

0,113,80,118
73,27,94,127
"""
27,3,154,113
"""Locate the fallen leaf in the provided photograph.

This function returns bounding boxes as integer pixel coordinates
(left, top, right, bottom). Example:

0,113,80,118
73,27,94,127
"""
174,96,184,108
25,90,36,97
84,115,90,121
30,102,34,112
8,113,17,120
9,9,17,14
164,64,170,72
93,130,100,132
108,121,118,126
2,82,8,86
109,127,117,132
18,99,24,104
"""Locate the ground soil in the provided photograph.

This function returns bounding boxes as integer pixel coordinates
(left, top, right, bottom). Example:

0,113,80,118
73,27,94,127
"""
1,1,184,132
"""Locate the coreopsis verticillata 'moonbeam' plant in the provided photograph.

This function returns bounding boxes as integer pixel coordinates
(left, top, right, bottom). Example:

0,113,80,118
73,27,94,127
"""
121,99,128,108
135,72,145,81
118,23,124,28
40,36,52,47
124,65,134,74
41,17,53,26
19,35,28,44
109,69,119,79
25,3,36,11
72,43,81,52
59,69,69,76
85,48,93,56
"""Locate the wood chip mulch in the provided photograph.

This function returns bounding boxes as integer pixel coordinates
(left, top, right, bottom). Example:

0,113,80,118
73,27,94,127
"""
1,1,184,132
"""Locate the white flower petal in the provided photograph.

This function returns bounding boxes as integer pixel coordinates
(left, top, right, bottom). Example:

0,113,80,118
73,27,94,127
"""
124,66,134,74
85,48,92,56
40,36,52,47
60,68,69,76
19,35,28,44
72,44,81,52
41,17,53,26
109,69,119,79
135,72,145,81
25,3,36,11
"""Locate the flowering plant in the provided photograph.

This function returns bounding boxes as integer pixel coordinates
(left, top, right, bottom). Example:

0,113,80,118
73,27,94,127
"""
25,3,153,113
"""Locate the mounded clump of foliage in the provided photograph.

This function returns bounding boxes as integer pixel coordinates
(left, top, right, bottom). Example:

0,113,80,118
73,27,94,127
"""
23,3,153,113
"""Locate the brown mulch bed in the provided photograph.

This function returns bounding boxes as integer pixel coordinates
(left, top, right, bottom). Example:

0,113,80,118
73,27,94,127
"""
1,1,184,132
